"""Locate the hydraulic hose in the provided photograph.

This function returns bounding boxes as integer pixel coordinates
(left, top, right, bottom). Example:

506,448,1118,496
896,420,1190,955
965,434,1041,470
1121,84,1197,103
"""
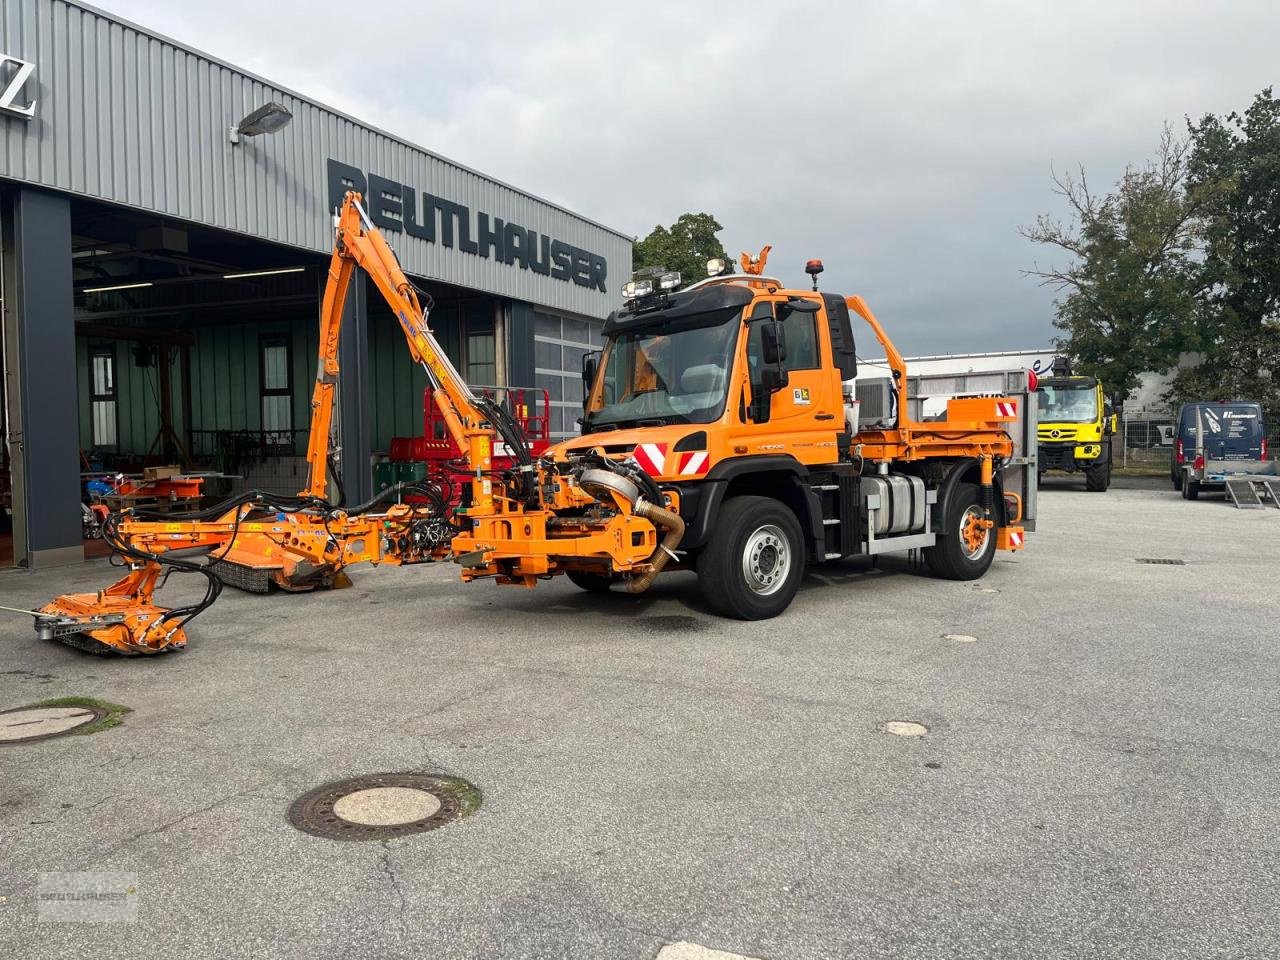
623,499,686,594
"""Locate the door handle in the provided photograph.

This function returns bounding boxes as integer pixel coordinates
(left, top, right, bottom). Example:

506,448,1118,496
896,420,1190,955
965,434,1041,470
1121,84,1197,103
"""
815,413,836,421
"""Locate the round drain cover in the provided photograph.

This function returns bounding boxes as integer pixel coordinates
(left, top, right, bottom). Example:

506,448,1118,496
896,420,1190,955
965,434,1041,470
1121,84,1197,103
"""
883,720,929,737
0,704,105,744
287,773,479,841
333,786,442,825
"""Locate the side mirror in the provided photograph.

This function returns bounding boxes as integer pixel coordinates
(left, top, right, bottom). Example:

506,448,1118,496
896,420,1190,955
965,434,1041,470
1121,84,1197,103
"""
581,351,599,410
761,322,786,366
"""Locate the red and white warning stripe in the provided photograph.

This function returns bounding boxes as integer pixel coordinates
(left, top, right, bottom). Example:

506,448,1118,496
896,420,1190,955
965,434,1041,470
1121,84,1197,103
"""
1007,530,1024,548
996,400,1018,417
677,451,709,476
632,443,668,476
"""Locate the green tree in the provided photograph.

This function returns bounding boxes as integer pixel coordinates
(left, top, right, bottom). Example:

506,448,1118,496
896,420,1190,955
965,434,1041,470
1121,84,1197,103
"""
1175,89,1280,423
633,213,728,286
1021,126,1203,402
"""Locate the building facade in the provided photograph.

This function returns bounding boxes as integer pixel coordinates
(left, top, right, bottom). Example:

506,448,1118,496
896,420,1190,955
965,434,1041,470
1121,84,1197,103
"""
0,0,630,567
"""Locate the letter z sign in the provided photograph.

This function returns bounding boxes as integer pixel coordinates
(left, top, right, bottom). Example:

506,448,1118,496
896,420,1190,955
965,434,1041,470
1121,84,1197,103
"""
0,55,36,119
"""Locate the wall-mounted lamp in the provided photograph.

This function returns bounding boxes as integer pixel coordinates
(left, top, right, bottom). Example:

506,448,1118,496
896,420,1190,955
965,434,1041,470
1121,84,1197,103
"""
229,102,293,144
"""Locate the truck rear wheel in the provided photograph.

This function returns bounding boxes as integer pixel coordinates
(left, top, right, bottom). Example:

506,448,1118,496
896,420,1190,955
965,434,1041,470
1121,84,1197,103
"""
924,483,996,581
1085,461,1110,492
698,496,804,620
566,570,617,593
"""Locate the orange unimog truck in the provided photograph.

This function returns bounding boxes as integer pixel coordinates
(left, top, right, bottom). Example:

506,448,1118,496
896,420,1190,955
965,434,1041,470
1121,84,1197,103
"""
32,199,1031,655
540,250,1033,619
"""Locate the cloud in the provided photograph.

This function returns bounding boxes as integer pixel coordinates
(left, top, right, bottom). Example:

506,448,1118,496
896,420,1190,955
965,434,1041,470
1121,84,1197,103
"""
98,0,1280,353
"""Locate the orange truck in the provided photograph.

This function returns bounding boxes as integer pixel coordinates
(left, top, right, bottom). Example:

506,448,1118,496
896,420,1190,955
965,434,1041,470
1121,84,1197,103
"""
32,196,1031,653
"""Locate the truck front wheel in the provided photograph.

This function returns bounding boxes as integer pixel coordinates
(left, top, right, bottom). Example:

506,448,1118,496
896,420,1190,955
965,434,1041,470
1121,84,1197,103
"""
1085,460,1110,492
924,483,996,581
698,496,804,620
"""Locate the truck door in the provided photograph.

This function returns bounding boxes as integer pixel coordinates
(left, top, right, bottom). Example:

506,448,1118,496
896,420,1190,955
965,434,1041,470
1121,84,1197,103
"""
738,301,840,460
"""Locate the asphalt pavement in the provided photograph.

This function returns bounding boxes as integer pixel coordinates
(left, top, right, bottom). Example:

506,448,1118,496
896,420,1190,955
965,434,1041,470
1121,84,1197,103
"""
1,478,1277,959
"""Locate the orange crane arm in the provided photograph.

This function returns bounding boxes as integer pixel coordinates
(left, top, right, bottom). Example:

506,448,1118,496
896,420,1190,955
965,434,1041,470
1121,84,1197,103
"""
302,192,495,504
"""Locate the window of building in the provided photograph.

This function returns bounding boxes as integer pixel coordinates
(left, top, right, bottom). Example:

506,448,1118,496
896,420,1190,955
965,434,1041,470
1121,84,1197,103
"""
259,335,292,445
89,344,117,448
533,310,603,437
466,330,497,387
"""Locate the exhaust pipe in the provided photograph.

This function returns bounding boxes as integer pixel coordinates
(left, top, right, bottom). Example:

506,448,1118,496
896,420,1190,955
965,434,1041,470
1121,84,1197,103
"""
577,468,685,594
624,499,685,594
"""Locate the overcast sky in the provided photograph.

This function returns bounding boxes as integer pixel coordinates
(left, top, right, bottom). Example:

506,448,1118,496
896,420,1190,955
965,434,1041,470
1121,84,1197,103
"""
98,0,1279,354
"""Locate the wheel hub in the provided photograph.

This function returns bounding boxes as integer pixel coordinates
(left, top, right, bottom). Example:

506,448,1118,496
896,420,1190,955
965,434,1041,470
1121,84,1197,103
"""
959,508,991,559
742,524,790,595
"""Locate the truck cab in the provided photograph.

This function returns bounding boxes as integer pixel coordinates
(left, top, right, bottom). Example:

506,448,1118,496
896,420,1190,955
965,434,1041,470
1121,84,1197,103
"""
550,259,1033,619
1035,359,1116,491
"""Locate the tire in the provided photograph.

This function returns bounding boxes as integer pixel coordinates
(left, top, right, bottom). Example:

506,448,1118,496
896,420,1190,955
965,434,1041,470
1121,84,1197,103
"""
566,570,617,593
1085,461,1110,492
697,496,804,620
923,482,996,581
1172,470,1183,491
1182,478,1200,501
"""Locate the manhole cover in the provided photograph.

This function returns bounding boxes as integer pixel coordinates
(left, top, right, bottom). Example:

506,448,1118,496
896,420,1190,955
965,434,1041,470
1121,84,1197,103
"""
287,773,480,841
882,720,929,737
941,633,978,643
1135,558,1186,565
0,704,105,744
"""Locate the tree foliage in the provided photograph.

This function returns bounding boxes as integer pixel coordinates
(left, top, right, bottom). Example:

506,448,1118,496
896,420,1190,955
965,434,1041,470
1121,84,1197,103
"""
1025,89,1280,424
1173,89,1280,422
1021,126,1203,400
633,213,728,286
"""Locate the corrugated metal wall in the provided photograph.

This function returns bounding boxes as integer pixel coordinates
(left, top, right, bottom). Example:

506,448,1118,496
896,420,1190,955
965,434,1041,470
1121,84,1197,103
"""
1,0,631,319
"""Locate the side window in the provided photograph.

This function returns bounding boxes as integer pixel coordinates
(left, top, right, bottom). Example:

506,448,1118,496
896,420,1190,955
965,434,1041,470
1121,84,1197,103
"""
782,315,819,371
745,308,819,374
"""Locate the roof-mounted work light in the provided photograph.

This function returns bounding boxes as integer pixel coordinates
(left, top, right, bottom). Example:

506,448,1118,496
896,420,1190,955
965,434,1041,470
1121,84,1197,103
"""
622,269,681,302
230,102,293,144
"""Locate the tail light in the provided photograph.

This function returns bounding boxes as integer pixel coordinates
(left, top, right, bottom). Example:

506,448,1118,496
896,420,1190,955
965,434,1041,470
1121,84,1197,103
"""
1262,437,1269,460
1193,453,1204,470
1176,438,1184,464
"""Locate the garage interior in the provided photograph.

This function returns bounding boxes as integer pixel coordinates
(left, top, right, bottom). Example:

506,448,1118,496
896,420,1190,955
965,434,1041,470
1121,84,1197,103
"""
0,191,500,567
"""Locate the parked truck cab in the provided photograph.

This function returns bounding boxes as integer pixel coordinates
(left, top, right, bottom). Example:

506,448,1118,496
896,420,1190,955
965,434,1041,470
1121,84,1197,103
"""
1035,358,1117,492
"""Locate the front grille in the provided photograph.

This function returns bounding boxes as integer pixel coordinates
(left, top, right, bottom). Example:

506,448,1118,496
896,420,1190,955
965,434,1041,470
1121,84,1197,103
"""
1038,427,1078,441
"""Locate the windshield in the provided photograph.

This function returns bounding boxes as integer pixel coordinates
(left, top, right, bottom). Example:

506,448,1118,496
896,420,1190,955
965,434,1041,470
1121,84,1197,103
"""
1038,383,1097,423
586,310,741,428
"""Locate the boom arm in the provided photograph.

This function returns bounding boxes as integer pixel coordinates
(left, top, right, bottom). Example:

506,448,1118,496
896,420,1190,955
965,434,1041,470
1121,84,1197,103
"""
304,193,495,506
